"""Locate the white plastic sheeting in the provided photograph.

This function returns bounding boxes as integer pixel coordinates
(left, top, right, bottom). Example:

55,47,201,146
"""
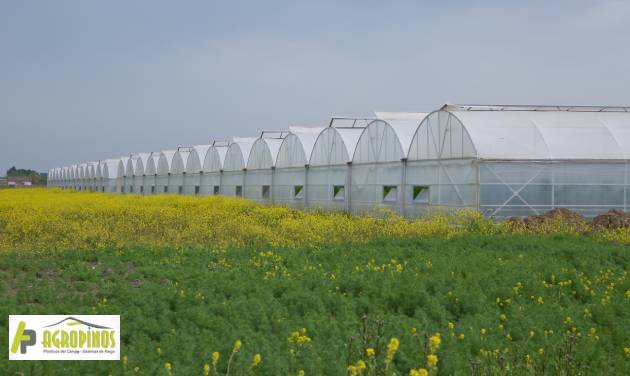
117,156,129,194
132,153,151,194
156,150,176,194
275,126,324,207
351,112,427,213
245,134,286,203
99,159,124,193
185,145,211,195
49,103,630,219
201,142,229,195
222,138,256,197
309,126,364,210
143,153,160,194
170,148,191,194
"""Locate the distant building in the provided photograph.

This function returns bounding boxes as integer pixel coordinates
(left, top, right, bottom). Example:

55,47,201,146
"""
6,176,34,187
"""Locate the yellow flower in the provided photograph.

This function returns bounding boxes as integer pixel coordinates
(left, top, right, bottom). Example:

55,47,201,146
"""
164,362,172,370
481,328,486,335
212,351,220,366
355,359,366,372
499,314,507,321
251,353,262,368
411,327,417,336
427,354,438,368
385,338,400,369
365,348,375,358
347,365,358,376
458,333,465,340
298,370,305,376
418,369,429,376
233,340,242,352
203,363,210,376
447,322,455,330
429,333,441,352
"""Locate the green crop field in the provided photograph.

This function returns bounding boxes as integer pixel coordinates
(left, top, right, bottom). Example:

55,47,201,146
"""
1,190,630,375
1,236,629,375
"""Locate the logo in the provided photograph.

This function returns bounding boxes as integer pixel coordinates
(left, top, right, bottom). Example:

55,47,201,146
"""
10,321,36,354
9,315,120,360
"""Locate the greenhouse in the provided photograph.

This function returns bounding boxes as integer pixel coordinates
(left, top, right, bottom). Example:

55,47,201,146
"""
118,156,130,193
222,138,257,197
48,103,630,218
244,132,288,203
201,141,230,196
274,126,324,208
132,153,151,194
405,104,630,218
351,112,427,214
125,156,136,193
156,150,176,194
170,147,191,194
97,158,123,193
185,145,211,195
308,119,367,211
143,153,160,195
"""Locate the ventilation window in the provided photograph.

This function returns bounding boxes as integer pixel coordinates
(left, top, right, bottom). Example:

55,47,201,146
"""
140,186,144,194
101,186,105,192
294,185,304,199
235,185,243,197
413,185,430,203
333,185,345,201
213,185,220,195
151,186,155,194
194,186,200,195
164,186,168,193
121,186,125,193
262,185,270,199
178,186,183,194
383,185,398,202
130,186,134,193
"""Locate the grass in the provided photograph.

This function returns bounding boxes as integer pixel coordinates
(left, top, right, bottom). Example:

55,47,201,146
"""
1,235,629,375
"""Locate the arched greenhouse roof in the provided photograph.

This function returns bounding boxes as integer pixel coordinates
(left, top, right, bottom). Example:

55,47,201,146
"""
353,112,427,163
125,155,137,177
133,153,151,176
172,148,191,174
87,162,97,179
157,150,177,175
247,133,287,170
409,104,630,161
145,153,160,175
310,127,364,166
186,145,211,174
223,138,257,172
276,126,324,168
203,142,230,172
119,156,130,177
101,159,124,179
69,165,77,180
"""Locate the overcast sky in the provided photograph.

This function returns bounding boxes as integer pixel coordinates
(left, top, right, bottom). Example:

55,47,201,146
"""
1,0,629,175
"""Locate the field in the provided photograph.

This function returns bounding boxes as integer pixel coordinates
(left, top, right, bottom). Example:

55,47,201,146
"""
1,189,629,375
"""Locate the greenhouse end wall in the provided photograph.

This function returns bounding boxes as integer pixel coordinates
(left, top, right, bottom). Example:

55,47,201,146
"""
479,161,629,218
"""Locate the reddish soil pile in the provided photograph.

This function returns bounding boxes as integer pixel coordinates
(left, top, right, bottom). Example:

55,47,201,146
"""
591,209,630,230
507,208,587,229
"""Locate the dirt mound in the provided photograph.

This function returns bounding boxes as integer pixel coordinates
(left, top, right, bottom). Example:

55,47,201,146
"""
507,208,587,229
592,209,630,230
